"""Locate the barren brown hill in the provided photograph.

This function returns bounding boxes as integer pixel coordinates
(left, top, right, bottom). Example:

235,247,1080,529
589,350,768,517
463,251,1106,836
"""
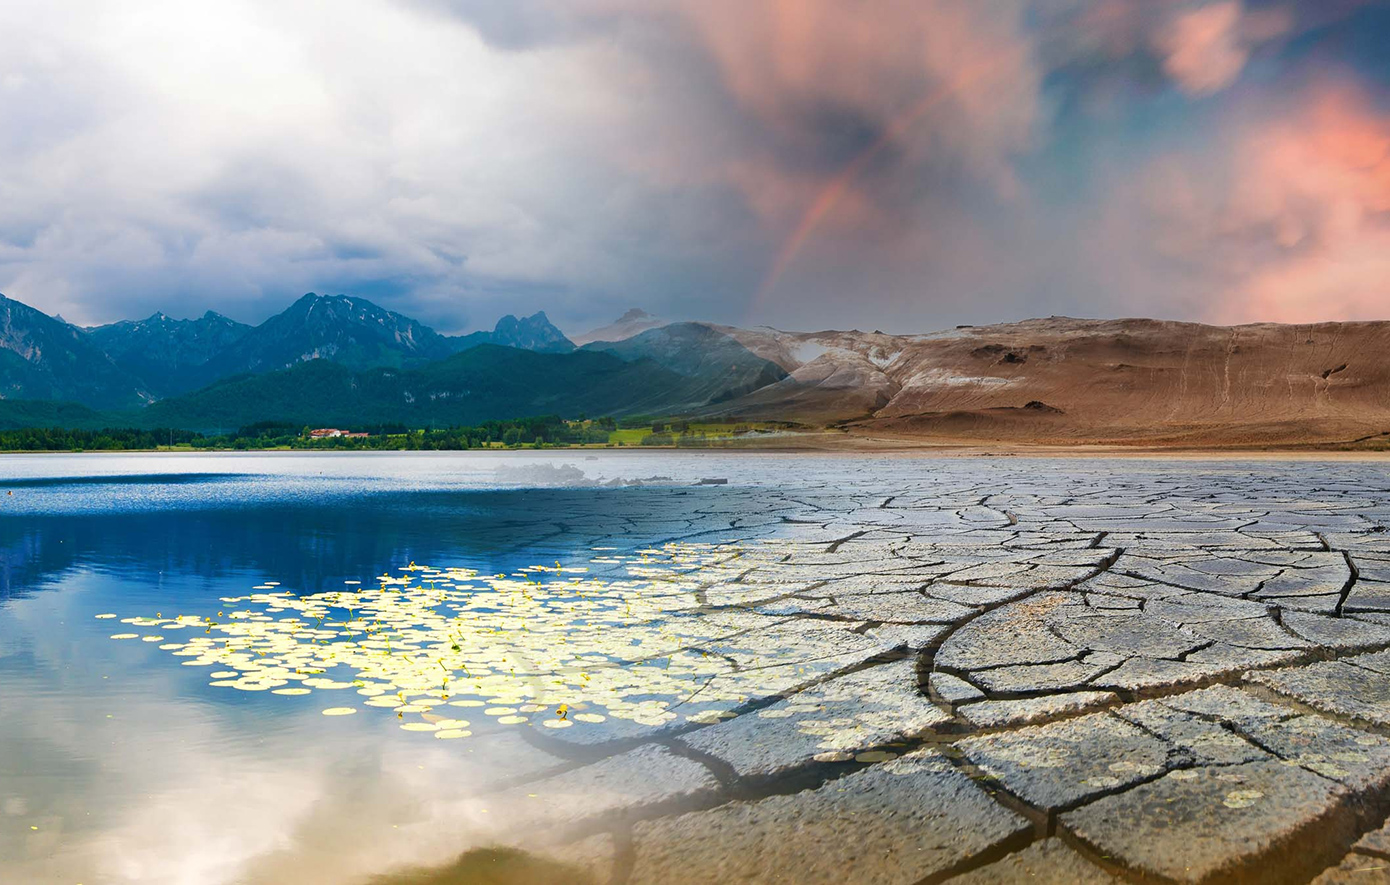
700,317,1390,446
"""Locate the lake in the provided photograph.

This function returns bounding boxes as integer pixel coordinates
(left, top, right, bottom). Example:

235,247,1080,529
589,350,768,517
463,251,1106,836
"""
5,452,1390,885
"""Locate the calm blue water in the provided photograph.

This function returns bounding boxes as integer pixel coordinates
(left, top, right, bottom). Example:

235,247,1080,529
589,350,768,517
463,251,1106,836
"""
0,452,824,885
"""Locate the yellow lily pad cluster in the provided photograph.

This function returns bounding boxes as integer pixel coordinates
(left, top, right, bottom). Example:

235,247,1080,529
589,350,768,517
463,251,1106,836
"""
102,542,801,739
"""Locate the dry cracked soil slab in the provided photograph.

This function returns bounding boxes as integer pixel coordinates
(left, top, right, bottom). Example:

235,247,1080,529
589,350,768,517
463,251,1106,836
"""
948,838,1123,884
677,658,948,778
957,712,1174,811
1062,761,1353,884
425,463,1390,885
626,750,1030,885
1311,853,1390,884
1251,658,1390,728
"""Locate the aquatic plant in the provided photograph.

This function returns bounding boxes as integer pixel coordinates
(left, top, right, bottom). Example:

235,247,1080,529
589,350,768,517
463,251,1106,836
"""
102,542,814,739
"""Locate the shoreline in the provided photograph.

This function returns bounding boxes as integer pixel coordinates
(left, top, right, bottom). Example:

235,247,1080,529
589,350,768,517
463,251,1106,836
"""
5,436,1390,460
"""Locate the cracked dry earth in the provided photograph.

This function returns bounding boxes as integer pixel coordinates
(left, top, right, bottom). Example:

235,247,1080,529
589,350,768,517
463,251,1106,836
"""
454,463,1390,885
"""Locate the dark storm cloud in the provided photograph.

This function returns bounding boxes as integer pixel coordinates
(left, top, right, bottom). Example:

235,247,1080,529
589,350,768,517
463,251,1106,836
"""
0,0,1387,334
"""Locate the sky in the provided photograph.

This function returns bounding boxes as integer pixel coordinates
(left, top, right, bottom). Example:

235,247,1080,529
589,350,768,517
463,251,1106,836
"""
0,0,1387,334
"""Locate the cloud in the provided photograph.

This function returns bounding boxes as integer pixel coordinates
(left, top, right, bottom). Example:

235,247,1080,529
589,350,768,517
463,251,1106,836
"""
1157,2,1255,94
676,0,1042,182
1212,84,1390,321
1104,79,1390,323
609,0,1048,318
0,0,1386,332
0,0,760,330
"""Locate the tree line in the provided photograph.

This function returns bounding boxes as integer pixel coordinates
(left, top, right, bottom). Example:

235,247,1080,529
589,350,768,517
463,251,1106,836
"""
0,415,623,451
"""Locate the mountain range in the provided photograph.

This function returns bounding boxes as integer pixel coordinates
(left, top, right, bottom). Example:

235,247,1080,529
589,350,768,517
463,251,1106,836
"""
142,345,710,431
0,292,586,405
0,291,790,431
0,294,151,409
2,289,1390,446
87,310,251,398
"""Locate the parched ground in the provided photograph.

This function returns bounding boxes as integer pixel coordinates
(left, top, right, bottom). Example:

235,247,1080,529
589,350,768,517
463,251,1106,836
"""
395,462,1390,885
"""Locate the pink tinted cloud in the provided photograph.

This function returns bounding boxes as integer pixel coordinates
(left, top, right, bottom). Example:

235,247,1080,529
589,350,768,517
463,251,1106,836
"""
659,0,1045,304
1156,1,1251,94
1154,1,1294,95
474,1,1390,326
604,0,1043,224
1141,83,1390,323
562,0,1049,315
676,0,1041,179
1226,88,1390,321
1043,0,1295,95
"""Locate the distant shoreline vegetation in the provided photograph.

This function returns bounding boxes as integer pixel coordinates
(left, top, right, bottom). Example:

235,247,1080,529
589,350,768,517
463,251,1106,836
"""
0,417,799,452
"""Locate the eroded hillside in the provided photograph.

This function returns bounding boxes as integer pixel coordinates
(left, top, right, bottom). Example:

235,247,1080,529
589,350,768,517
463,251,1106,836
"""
701,317,1390,445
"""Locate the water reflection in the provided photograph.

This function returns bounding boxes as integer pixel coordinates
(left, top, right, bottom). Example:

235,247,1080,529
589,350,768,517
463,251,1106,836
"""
0,455,763,885
0,485,733,602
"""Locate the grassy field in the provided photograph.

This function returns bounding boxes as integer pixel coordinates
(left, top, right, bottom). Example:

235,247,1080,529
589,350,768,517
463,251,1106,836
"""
607,428,650,445
606,421,792,446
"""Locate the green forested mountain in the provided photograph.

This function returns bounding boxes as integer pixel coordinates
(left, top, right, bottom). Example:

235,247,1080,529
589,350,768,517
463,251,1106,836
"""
0,399,112,431
0,294,150,409
140,344,696,431
86,310,251,397
84,295,579,398
191,292,460,385
0,292,776,431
